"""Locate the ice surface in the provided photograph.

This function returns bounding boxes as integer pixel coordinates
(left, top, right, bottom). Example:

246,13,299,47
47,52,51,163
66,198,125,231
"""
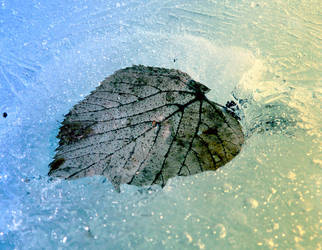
0,0,321,249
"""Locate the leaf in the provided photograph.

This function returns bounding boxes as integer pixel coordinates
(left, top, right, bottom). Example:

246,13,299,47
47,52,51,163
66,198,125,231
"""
49,65,244,190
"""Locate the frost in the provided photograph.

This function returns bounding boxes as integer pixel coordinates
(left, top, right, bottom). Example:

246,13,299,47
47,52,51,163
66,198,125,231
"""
185,232,193,243
214,224,226,239
247,198,259,209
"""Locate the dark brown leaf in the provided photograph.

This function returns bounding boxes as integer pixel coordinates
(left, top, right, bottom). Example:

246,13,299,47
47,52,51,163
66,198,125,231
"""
49,65,244,190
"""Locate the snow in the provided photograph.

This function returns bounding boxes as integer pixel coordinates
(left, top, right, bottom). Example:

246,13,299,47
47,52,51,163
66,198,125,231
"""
0,0,321,249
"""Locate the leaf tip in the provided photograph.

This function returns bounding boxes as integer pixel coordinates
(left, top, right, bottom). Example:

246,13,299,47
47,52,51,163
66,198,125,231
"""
49,157,65,174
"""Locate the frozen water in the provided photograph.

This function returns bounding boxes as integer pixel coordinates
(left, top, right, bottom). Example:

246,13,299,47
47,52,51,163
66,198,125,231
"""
0,0,321,249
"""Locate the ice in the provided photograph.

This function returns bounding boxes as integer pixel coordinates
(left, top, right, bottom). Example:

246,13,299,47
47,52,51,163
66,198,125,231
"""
0,0,321,249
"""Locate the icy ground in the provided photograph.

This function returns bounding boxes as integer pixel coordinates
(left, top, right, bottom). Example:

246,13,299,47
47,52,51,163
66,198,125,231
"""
0,0,321,249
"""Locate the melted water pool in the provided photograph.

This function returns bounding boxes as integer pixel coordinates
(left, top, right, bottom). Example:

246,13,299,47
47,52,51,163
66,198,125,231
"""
0,0,321,249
